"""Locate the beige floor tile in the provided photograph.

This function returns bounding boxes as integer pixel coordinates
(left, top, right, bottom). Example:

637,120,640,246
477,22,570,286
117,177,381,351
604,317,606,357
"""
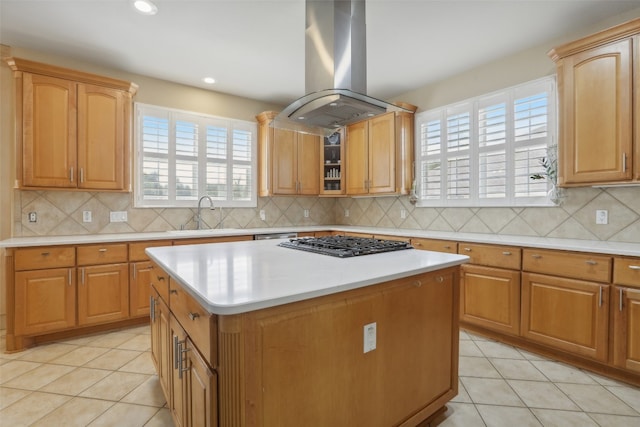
88,331,138,348
475,341,525,359
40,367,111,396
0,391,70,426
585,371,628,387
459,356,501,378
605,385,640,413
459,340,484,357
118,352,156,375
0,360,41,384
16,342,78,363
0,348,36,360
451,379,472,403
87,402,159,427
57,334,102,346
117,334,151,351
84,348,143,370
587,413,640,427
461,377,525,407
556,383,637,416
0,386,31,410
530,408,598,427
431,402,485,427
467,332,492,342
531,360,597,384
125,325,151,335
459,330,472,341
30,397,114,427
121,375,167,407
2,363,75,390
517,349,550,361
144,407,174,427
508,380,580,411
49,345,110,367
80,371,150,401
490,359,547,381
476,404,541,427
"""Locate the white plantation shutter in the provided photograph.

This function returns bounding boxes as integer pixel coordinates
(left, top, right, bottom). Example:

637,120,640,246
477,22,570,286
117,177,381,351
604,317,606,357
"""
415,76,556,207
135,103,257,208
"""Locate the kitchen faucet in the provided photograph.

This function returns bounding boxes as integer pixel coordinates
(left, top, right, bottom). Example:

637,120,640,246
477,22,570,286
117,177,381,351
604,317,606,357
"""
195,195,215,230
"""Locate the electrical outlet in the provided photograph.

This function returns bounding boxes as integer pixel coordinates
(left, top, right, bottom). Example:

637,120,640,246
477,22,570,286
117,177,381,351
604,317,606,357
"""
82,211,92,223
259,209,266,221
109,211,128,222
344,209,350,217
400,209,407,219
363,322,377,353
596,210,608,225
303,209,309,218
28,212,37,222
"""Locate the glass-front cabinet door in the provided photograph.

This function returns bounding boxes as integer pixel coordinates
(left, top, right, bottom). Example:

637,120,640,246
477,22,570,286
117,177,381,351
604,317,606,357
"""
321,130,344,195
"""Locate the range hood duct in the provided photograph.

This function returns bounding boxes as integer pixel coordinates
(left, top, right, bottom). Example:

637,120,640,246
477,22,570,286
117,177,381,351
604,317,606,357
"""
274,0,411,136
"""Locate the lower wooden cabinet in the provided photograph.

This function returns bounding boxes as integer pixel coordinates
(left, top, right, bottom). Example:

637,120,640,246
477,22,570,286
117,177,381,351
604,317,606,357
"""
184,337,217,427
460,264,521,336
130,261,154,317
612,286,640,373
521,272,609,362
151,287,171,397
170,315,188,427
15,267,76,335
78,263,129,326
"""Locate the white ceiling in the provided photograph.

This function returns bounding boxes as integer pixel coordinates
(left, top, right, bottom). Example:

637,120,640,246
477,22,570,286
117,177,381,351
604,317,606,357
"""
2,0,639,106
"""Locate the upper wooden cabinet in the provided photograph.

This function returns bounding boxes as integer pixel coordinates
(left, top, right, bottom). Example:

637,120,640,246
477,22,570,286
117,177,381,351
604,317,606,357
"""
548,18,640,186
345,106,416,196
7,57,137,191
256,111,320,196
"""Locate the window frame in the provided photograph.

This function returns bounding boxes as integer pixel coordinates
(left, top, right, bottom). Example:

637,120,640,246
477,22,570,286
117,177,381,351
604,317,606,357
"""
414,76,557,208
134,103,257,208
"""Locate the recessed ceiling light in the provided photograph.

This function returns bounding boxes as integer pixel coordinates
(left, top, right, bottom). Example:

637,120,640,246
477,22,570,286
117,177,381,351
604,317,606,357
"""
133,0,158,15
203,77,216,84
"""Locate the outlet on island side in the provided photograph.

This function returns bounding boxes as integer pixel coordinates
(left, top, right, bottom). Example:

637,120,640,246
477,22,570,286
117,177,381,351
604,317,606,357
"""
28,212,37,222
363,322,377,353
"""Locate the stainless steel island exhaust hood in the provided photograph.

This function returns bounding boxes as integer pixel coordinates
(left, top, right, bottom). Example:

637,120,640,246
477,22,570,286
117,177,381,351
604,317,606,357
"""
274,0,412,136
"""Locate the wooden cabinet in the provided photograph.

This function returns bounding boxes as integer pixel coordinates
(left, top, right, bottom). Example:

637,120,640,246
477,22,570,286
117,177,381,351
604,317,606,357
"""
129,240,171,318
612,257,640,373
184,337,217,427
77,244,129,326
169,314,188,427
548,18,640,186
522,272,609,362
256,111,320,196
458,243,522,336
411,237,457,254
7,57,137,191
345,107,416,196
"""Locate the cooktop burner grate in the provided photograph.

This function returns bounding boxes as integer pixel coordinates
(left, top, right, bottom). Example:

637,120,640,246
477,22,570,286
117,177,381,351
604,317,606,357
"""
278,235,413,258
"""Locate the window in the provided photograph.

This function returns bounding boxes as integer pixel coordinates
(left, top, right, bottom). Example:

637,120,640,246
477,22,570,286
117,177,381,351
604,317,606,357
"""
415,76,556,207
135,103,257,208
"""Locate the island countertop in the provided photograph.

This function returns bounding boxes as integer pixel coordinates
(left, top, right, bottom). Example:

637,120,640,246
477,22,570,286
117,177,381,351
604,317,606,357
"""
146,238,469,315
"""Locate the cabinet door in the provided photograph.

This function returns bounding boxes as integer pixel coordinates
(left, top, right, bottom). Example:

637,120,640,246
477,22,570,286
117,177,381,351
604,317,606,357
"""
345,120,368,195
272,128,297,195
130,261,153,317
170,315,188,427
22,73,77,188
560,38,633,184
77,84,127,190
460,265,521,336
521,273,609,361
15,268,76,335
185,338,217,427
297,133,320,195
78,263,129,326
151,289,171,398
368,112,396,194
612,287,640,373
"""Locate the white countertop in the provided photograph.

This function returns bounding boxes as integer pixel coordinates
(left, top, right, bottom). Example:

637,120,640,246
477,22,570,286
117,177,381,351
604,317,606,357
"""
146,238,469,315
1,225,639,256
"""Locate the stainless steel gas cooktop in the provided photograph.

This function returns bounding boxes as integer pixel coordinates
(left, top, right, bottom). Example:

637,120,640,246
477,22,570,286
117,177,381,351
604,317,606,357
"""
278,235,413,258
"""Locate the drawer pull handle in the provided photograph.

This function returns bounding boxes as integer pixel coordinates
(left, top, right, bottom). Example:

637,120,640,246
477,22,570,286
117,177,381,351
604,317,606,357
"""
585,260,597,266
169,289,177,294
599,286,603,308
443,245,451,249
502,251,512,256
414,242,422,247
531,254,542,259
619,288,624,312
99,248,108,252
188,312,200,321
150,296,156,322
435,276,444,283
158,276,165,281
463,248,472,252
41,252,50,257
629,265,640,271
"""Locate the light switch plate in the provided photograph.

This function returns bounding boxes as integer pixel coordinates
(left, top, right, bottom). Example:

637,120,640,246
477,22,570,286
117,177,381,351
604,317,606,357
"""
363,322,377,353
596,210,608,225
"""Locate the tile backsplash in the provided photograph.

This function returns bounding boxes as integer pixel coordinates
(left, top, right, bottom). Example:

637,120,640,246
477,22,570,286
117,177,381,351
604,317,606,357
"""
14,187,640,243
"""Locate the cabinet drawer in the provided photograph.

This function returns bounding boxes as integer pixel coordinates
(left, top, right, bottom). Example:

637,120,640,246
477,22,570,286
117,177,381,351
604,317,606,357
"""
411,238,457,254
374,234,411,243
129,240,172,262
169,282,217,367
77,243,128,265
523,249,611,282
150,261,170,303
172,235,252,246
15,246,75,271
458,243,521,270
614,257,640,288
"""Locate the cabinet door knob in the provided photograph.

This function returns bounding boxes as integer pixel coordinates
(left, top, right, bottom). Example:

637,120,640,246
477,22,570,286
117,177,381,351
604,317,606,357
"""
502,251,512,256
188,312,200,321
463,247,472,252
169,289,177,294
585,260,597,266
41,252,50,257
98,248,108,252
531,254,542,259
435,276,444,283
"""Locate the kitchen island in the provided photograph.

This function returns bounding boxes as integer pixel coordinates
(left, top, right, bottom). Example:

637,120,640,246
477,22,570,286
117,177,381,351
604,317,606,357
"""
146,238,469,427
